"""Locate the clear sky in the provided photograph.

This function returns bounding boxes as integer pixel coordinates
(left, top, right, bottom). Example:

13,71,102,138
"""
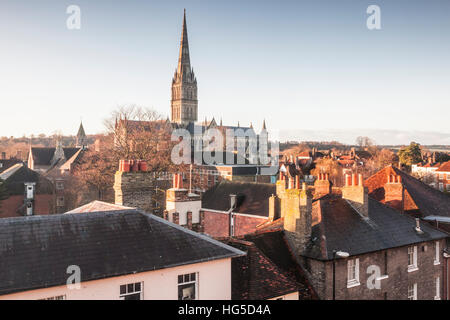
0,0,449,144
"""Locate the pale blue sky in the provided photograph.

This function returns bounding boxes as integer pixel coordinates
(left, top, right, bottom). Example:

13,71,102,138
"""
0,0,449,144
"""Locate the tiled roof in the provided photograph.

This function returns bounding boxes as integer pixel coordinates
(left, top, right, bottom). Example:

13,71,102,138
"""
436,161,450,172
0,210,244,295
302,195,447,260
224,238,300,300
365,166,450,218
224,231,315,300
202,181,275,217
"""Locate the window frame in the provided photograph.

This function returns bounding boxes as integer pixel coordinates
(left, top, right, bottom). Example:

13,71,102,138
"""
434,241,440,265
435,277,440,300
407,246,418,272
178,272,198,300
408,283,417,300
347,258,360,288
56,181,64,190
119,282,143,300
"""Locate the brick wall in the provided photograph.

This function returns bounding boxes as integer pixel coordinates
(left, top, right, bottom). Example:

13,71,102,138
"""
0,194,53,218
301,239,446,300
203,210,267,238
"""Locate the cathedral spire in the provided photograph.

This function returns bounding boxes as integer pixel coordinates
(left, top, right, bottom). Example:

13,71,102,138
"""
171,9,198,125
177,9,191,78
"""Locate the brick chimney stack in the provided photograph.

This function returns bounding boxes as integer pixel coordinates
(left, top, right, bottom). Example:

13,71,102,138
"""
274,175,313,251
384,174,404,212
342,173,369,218
113,159,152,211
314,173,332,197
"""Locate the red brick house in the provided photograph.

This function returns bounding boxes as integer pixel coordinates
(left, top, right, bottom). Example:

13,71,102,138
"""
0,163,54,218
435,161,450,192
365,165,450,233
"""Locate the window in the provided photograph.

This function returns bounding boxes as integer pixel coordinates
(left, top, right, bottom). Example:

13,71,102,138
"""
408,283,417,300
434,241,440,265
439,183,444,191
347,258,360,288
407,246,418,272
438,173,444,180
56,196,65,207
56,181,64,190
435,277,440,300
120,282,143,300
178,273,198,300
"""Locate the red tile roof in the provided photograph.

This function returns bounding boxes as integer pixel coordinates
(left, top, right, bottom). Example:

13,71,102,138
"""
365,165,450,218
436,161,450,172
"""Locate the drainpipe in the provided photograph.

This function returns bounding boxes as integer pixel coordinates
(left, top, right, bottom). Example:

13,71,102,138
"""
228,194,237,237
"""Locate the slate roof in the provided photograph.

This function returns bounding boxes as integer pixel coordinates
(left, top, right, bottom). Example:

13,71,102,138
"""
202,181,276,217
302,195,448,261
365,166,450,218
0,163,53,195
0,210,244,295
0,159,22,174
30,147,80,166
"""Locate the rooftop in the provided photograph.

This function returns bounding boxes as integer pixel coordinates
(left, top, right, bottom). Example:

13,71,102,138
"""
0,209,244,295
202,180,276,217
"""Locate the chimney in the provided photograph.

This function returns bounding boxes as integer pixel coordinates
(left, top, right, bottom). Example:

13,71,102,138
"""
415,218,423,234
342,173,369,218
114,159,154,211
314,173,332,197
384,174,404,212
165,172,202,232
269,194,280,221
276,180,313,250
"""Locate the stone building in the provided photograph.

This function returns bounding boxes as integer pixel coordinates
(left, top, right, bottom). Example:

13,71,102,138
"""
244,173,449,300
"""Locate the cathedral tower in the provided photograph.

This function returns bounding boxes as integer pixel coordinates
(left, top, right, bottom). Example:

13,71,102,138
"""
171,9,198,125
